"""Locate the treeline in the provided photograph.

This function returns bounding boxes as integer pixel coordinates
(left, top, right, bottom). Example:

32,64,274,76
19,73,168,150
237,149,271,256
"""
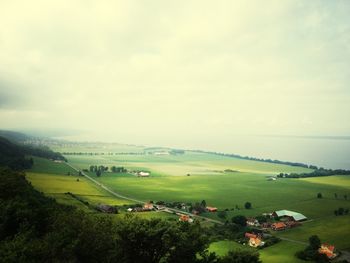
85,165,127,176
21,144,67,162
0,137,33,170
0,131,66,162
63,152,144,155
277,167,350,178
192,150,313,169
0,136,66,171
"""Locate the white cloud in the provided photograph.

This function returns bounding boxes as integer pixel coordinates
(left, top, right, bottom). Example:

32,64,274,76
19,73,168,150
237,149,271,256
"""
0,0,349,144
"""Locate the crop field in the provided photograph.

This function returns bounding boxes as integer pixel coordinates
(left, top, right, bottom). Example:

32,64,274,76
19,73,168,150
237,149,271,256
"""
26,145,350,262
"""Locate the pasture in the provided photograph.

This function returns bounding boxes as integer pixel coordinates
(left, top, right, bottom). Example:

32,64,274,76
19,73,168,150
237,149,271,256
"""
26,144,350,262
208,240,305,263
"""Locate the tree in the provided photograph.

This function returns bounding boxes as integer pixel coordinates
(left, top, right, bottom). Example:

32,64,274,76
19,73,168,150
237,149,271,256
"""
308,235,321,250
96,170,101,177
244,202,252,209
344,194,348,200
335,193,338,199
201,200,207,208
217,211,227,219
338,207,344,215
296,235,322,262
231,215,247,227
334,210,339,216
255,215,267,223
317,193,322,199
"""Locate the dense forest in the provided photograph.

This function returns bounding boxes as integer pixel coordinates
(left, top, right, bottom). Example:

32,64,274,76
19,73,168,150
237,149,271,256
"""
0,136,261,262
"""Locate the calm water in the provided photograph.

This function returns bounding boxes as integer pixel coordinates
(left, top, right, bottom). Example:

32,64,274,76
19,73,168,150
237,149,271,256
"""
167,135,350,170
61,134,350,170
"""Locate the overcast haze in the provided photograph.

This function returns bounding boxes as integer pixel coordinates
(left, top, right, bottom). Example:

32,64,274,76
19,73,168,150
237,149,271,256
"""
1,0,350,147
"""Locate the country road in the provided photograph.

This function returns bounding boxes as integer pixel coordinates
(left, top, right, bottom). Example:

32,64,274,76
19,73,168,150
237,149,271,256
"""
65,162,224,225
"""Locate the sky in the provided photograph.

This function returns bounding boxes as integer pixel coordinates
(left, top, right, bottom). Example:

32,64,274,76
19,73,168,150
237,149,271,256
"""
0,0,350,147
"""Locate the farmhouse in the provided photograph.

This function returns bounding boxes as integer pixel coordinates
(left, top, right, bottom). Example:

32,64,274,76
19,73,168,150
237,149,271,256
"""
245,232,257,239
249,237,264,248
179,214,194,223
206,206,217,212
143,203,154,210
272,210,307,222
318,244,337,259
271,222,287,231
138,171,150,177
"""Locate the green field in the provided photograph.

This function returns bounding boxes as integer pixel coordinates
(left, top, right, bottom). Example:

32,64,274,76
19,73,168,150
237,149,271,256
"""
208,240,305,263
25,145,350,262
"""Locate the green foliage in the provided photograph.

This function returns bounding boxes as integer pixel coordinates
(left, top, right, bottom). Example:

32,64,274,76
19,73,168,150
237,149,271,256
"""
217,211,227,219
0,137,33,170
231,215,247,227
295,235,325,262
244,202,252,209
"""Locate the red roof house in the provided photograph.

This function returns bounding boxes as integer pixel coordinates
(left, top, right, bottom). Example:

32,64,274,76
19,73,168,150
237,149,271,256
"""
206,206,217,212
319,244,337,259
271,222,287,231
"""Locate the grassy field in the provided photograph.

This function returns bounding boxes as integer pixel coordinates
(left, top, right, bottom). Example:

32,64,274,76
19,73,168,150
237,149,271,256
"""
25,145,350,262
208,240,305,263
29,156,77,175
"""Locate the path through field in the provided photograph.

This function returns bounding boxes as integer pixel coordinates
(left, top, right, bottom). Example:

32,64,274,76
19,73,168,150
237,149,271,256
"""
65,162,224,225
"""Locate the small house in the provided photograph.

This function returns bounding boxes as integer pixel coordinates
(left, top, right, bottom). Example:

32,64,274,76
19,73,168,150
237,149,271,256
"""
318,244,337,259
143,203,154,210
179,214,194,223
127,208,133,212
138,171,150,177
249,237,265,248
271,222,287,231
245,232,257,239
206,206,218,212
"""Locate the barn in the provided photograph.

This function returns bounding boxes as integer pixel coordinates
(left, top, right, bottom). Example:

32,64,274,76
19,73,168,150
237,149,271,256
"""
272,210,307,222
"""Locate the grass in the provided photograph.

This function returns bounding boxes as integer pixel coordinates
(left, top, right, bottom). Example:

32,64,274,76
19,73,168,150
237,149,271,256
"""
28,156,77,175
275,215,350,250
208,240,305,263
26,172,132,207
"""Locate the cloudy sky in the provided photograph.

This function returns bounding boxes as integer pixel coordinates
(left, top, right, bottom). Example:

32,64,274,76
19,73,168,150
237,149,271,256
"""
0,0,350,146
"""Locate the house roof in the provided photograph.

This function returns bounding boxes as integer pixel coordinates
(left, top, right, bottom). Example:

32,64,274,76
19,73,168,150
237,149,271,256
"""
319,244,336,259
272,222,286,229
245,233,257,239
274,210,307,221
